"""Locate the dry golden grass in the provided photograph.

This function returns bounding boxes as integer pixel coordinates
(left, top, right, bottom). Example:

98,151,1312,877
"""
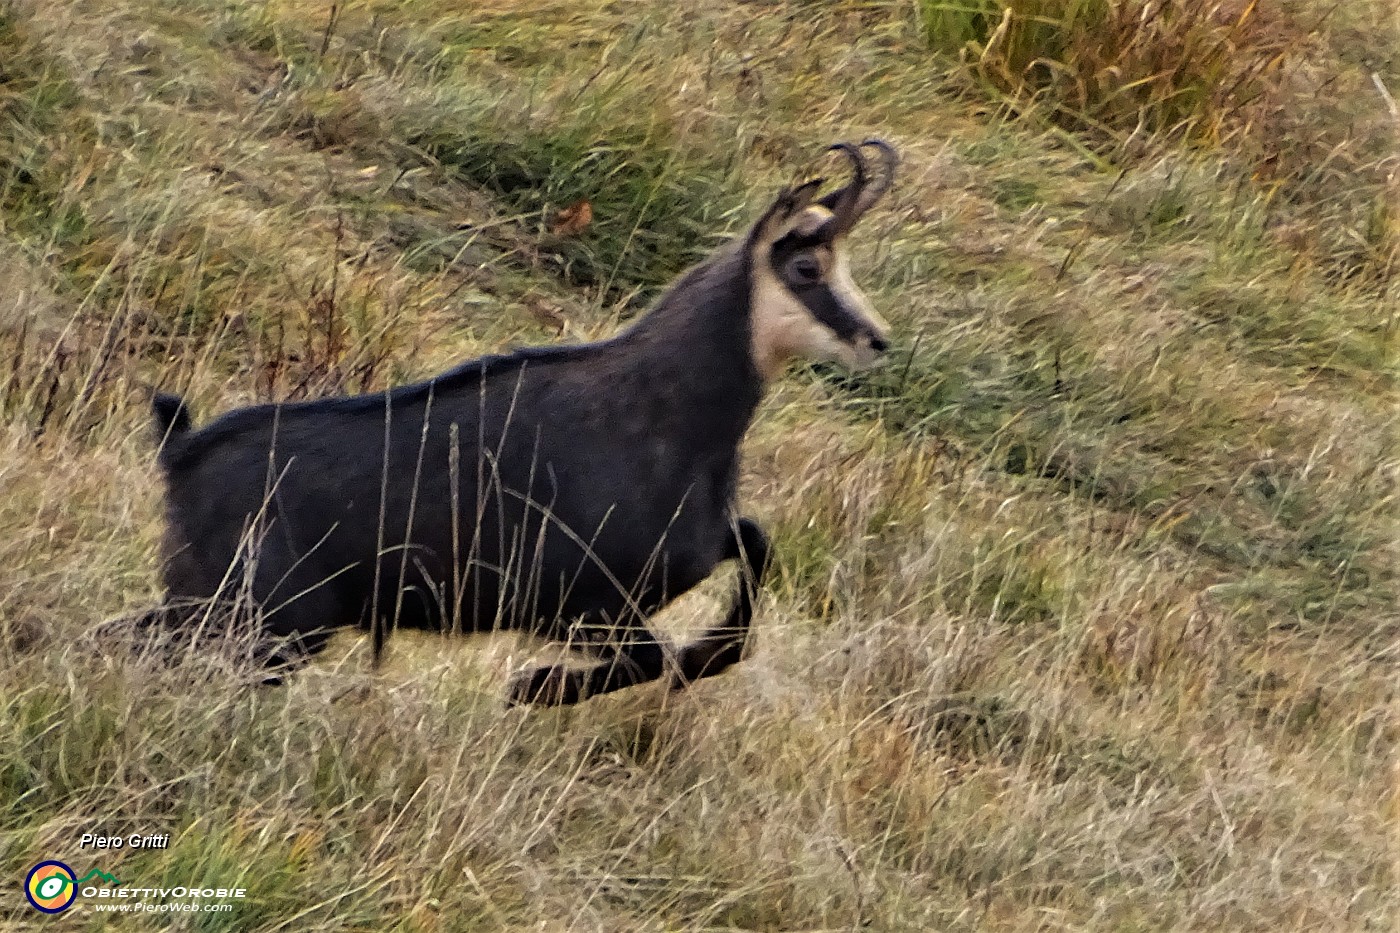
1,0,1396,929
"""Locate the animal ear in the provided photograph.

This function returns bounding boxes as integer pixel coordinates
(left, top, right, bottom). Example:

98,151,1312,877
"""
749,177,825,246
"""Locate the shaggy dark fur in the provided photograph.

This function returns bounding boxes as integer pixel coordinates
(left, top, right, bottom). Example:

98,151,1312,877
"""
139,143,893,705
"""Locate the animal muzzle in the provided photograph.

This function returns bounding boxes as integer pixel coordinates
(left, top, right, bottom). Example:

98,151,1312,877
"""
844,324,891,368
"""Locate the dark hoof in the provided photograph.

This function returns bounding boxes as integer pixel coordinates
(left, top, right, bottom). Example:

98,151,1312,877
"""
506,665,579,706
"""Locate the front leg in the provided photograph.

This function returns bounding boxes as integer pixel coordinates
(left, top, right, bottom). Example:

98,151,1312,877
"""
507,517,772,706
672,517,770,688
507,624,670,706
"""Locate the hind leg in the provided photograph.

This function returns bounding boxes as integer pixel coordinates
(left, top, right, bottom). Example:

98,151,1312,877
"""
89,600,217,661
93,598,290,681
152,575,342,681
152,522,347,679
250,572,348,679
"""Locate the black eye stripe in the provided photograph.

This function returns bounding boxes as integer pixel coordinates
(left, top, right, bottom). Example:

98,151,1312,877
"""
788,282,863,340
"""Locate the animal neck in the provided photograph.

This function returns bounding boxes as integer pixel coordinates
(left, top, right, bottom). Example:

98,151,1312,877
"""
618,240,768,451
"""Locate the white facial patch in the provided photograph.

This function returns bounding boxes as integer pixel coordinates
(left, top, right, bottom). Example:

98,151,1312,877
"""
748,213,890,378
750,259,855,379
830,249,889,337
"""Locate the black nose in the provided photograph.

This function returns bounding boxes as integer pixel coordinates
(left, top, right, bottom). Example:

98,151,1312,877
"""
869,334,889,354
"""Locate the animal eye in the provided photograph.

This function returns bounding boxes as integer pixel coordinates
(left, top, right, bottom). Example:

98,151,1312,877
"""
790,256,821,284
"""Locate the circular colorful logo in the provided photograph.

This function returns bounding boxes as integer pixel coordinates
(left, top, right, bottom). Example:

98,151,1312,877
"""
25,860,78,913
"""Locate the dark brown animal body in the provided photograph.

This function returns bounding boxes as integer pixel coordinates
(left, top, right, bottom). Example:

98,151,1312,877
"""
143,141,897,705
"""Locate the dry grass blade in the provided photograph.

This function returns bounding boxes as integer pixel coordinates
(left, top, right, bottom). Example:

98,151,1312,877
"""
0,0,1394,929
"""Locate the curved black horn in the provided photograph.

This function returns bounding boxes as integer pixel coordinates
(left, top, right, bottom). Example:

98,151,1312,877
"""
859,139,898,195
846,138,898,224
821,142,869,235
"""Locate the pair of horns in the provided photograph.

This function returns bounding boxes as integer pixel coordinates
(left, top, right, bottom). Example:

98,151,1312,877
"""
819,139,899,236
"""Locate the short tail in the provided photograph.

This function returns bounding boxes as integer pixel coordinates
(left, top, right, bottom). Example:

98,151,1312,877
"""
152,392,192,439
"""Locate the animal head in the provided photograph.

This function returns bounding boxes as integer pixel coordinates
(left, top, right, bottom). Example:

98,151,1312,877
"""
746,139,897,379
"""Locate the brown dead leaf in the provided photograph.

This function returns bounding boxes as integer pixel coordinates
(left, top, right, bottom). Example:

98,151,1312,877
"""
550,200,592,237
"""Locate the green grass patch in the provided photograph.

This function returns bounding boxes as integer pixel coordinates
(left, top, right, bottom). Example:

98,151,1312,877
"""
917,0,1296,145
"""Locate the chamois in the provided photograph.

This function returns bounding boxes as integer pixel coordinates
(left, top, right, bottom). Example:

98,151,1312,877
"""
139,140,897,705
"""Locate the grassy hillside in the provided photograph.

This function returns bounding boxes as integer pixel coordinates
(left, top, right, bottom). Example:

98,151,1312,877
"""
1,0,1396,929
